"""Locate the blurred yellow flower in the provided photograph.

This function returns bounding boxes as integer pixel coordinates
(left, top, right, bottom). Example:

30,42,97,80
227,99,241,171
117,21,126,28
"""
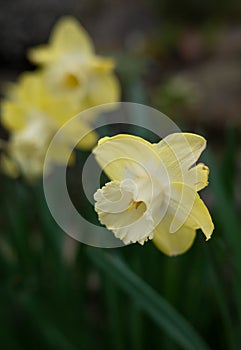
2,71,94,129
1,71,98,178
93,133,214,256
0,16,121,179
28,16,120,106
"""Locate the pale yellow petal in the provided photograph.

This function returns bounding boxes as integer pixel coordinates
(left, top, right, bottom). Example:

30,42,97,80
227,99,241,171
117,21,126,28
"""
77,130,98,150
55,118,98,151
88,73,120,106
50,16,94,53
1,101,27,131
93,134,161,181
186,163,209,191
28,45,57,65
28,16,94,64
155,132,206,168
47,143,75,165
91,57,115,73
167,182,214,240
153,133,207,185
153,218,196,256
7,71,46,107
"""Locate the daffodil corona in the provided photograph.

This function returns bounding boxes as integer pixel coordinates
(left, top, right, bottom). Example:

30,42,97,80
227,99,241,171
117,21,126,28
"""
93,133,214,256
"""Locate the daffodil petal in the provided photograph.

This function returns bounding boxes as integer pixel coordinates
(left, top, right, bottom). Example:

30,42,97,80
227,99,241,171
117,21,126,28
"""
1,102,27,131
186,163,209,191
88,73,120,106
153,219,196,256
153,133,207,185
50,16,94,53
167,182,214,240
93,134,161,181
155,132,206,168
5,72,44,106
28,45,57,66
28,16,94,65
77,130,98,150
91,57,115,73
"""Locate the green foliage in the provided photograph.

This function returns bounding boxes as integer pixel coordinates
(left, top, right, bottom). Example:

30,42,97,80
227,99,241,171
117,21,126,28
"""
0,124,240,349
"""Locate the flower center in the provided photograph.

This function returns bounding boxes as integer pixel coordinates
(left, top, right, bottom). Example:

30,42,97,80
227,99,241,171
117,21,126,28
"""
62,73,80,88
128,200,144,211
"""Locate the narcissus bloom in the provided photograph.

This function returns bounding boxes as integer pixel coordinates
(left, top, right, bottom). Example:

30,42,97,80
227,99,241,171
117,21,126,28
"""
28,16,120,106
1,71,97,178
1,17,121,179
93,133,214,256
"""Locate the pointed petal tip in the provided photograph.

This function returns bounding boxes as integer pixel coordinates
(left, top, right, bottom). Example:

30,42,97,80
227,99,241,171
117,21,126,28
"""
205,227,214,241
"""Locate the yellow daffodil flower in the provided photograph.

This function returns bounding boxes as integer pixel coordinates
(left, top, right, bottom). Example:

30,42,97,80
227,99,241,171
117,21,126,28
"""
1,71,97,178
93,133,214,256
28,16,120,106
2,71,94,130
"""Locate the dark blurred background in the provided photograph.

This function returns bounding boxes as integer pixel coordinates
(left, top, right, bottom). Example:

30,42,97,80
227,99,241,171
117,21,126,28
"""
1,0,241,125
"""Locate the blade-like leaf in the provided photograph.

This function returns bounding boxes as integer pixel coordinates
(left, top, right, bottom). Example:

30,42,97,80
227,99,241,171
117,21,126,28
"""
87,248,211,350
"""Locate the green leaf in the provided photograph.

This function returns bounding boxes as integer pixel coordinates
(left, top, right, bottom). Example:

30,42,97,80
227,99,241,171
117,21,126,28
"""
87,248,211,350
21,295,78,350
206,149,240,262
220,126,238,200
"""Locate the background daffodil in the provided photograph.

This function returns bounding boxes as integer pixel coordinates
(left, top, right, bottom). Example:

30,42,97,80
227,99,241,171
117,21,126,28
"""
0,16,120,180
1,71,98,178
28,16,120,107
93,133,214,256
